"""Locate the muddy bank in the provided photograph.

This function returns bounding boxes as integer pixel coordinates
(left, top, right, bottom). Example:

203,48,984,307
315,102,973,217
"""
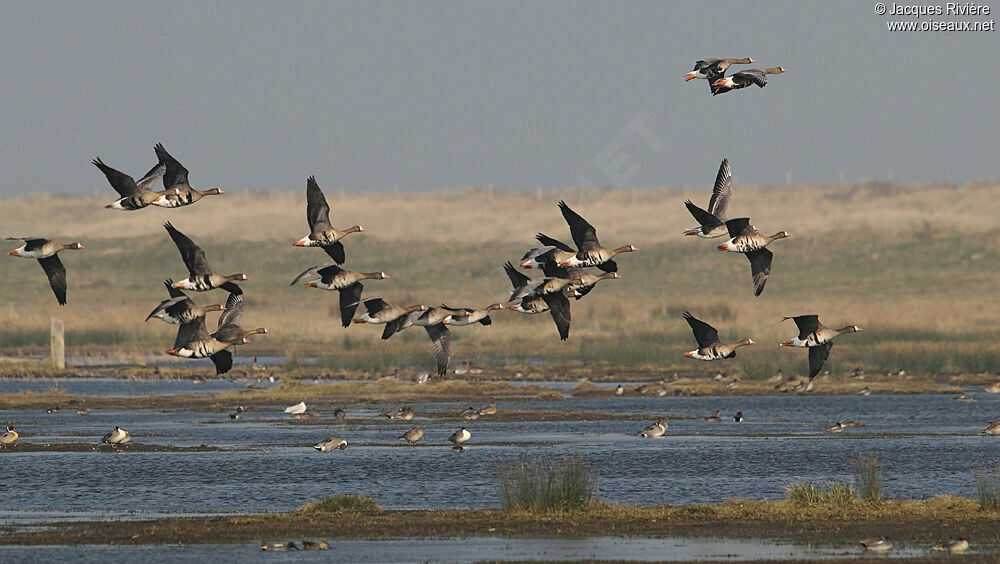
2,497,998,548
0,442,233,453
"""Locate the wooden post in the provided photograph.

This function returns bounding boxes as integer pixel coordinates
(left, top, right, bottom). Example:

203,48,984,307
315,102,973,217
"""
50,317,65,369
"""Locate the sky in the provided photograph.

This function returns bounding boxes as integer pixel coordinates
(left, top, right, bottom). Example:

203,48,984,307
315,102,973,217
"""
0,1,997,196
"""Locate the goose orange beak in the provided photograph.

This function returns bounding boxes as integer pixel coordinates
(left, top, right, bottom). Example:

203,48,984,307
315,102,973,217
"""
520,261,532,269
717,244,729,251
172,282,185,288
293,241,306,246
684,73,696,81
558,261,571,266
780,340,794,346
712,79,726,87
305,283,317,288
8,250,19,256
166,349,178,355
352,319,366,324
684,352,694,357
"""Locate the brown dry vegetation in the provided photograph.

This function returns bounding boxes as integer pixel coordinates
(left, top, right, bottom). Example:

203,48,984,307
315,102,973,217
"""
3,495,998,549
2,181,1000,378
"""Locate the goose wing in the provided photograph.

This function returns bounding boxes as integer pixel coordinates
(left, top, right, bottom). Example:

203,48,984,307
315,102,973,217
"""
535,233,576,253
362,297,387,315
338,283,364,327
289,263,341,287
135,162,166,191
164,278,186,299
693,58,721,72
783,315,823,339
733,69,768,88
746,248,773,297
425,323,452,378
504,261,531,289
92,158,138,197
164,222,213,276
382,310,420,340
154,143,190,189
808,342,834,379
683,311,720,348
306,176,333,234
542,292,571,340
510,279,545,302
322,241,345,264
174,317,209,350
145,296,188,322
541,259,574,279
38,255,67,305
210,350,233,375
521,246,556,264
685,200,721,227
707,159,733,218
217,291,245,328
558,200,600,251
724,218,754,239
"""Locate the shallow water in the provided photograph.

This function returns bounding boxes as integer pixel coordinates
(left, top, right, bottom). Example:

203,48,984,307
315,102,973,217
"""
1,380,999,523
0,537,938,563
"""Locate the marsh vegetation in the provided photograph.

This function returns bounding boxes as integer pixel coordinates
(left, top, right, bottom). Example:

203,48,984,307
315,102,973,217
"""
2,182,1000,380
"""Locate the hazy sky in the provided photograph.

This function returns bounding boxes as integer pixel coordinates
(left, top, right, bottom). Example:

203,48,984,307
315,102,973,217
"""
1,1,997,196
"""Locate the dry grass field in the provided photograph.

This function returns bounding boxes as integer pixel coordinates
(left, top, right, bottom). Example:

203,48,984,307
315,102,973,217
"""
2,179,999,379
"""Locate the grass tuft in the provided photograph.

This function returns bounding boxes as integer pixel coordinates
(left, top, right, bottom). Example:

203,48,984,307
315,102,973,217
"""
296,494,381,514
973,465,1000,511
785,480,856,508
495,455,598,513
851,450,884,503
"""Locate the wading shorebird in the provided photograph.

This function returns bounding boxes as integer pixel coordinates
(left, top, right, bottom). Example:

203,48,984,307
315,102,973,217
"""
637,418,667,438
314,437,348,452
101,426,131,447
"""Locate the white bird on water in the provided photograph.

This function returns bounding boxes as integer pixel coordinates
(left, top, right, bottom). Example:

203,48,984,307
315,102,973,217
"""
284,401,307,414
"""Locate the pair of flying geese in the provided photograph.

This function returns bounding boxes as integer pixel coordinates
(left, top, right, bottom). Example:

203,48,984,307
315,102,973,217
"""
685,57,786,95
